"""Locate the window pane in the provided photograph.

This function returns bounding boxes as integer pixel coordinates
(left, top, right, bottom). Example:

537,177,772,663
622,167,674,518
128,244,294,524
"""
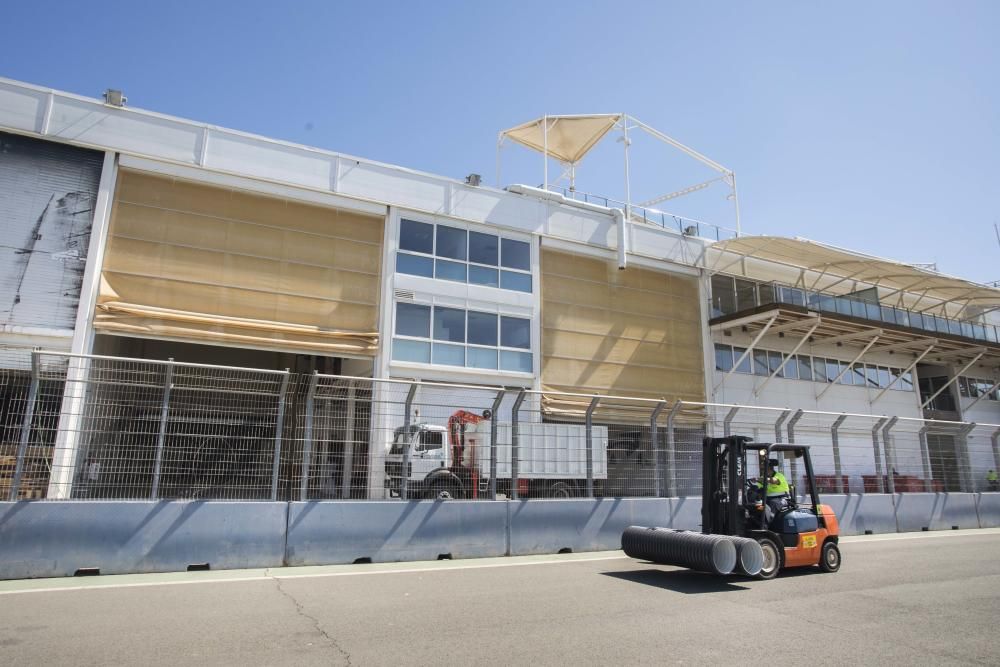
467,347,498,369
500,350,532,372
900,371,914,392
432,343,465,366
784,354,798,380
395,303,431,337
838,361,853,385
734,347,751,374
399,219,433,254
469,265,499,287
392,339,430,363
436,225,467,260
768,350,784,376
877,367,891,389
957,376,970,397
851,363,866,386
714,343,733,372
396,253,434,277
851,300,867,318
435,259,467,282
888,367,900,390
501,316,530,349
433,307,465,342
469,231,499,265
467,311,498,346
865,365,879,388
711,275,736,316
798,355,813,381
501,238,530,270
735,279,758,311
753,350,769,376
500,270,532,292
968,378,981,398
825,359,839,383
758,283,775,306
814,358,828,382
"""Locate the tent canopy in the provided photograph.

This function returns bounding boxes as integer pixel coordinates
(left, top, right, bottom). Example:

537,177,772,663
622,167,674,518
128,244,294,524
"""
709,236,1000,315
500,114,623,165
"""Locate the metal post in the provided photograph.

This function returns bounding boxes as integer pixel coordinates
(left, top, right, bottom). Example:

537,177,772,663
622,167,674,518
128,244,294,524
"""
270,371,290,501
958,424,976,493
510,390,526,500
150,358,174,499
723,406,740,437
919,426,933,492
400,382,419,501
882,417,899,495
991,428,1000,492
585,397,600,498
831,415,847,493
300,372,319,502
340,380,357,500
9,351,40,502
488,390,505,501
871,417,888,494
787,409,804,493
774,410,791,444
650,401,667,497
665,401,683,498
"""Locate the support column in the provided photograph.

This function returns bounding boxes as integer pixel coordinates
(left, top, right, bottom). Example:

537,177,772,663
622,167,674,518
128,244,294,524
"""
919,426,933,492
510,390,526,500
585,397,600,498
723,407,740,437
400,382,419,501
665,401,683,497
786,409,804,492
650,401,666,497
831,414,847,493
882,417,899,494
871,417,888,493
488,390,505,501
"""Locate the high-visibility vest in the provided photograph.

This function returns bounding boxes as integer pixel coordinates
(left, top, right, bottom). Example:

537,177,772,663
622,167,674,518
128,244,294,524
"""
988,471,998,482
767,471,790,496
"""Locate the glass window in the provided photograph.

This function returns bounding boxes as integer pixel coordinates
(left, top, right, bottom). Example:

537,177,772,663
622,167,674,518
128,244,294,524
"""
436,226,467,261
878,367,891,389
900,371,914,392
968,378,981,398
849,363,865,386
797,355,813,381
735,279,758,311
500,271,532,293
865,302,881,321
468,231,498,265
758,283,775,306
469,265,499,287
500,350,532,373
835,297,852,317
814,358,828,383
419,431,444,450
865,365,880,388
501,316,530,349
768,350,784,376
501,238,530,271
396,253,434,278
784,354,799,380
392,339,430,363
395,303,431,337
711,275,736,317
895,309,910,328
753,350,770,376
467,311,498,346
399,219,434,254
714,343,734,372
851,300,867,318
825,359,840,383
435,259,467,282
467,347,498,369
948,319,961,336
733,347,752,374
888,367,900,390
433,307,465,343
433,343,465,366
838,361,853,385
957,376,970,398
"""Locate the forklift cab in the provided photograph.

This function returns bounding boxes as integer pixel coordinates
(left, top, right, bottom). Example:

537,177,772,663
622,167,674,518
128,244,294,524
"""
702,435,841,579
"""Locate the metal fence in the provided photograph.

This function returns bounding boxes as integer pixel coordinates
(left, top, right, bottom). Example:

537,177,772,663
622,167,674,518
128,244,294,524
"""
3,349,999,501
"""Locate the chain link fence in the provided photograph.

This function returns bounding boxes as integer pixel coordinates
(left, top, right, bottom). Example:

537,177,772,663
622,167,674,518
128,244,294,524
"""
3,349,999,501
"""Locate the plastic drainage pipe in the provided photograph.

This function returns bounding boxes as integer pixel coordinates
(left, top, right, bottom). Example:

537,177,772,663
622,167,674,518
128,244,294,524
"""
729,536,764,576
621,526,737,576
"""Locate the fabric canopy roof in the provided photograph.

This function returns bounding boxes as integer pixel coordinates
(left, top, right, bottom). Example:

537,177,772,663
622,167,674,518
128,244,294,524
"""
710,236,1000,314
500,114,622,164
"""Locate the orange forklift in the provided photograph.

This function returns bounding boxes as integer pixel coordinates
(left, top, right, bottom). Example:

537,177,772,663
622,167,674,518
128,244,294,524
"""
702,436,841,579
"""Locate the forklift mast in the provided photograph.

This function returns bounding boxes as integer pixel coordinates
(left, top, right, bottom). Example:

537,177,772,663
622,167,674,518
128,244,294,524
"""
701,436,752,537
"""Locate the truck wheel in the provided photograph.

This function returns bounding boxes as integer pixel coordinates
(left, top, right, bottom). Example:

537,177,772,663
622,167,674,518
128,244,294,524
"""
756,537,781,580
425,478,464,501
819,541,841,573
548,481,575,498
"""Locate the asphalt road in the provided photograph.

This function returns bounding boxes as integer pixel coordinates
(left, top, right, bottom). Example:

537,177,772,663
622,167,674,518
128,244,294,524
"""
2,529,999,666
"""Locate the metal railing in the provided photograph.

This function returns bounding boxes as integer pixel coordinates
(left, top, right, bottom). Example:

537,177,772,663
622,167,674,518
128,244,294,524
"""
3,349,998,501
548,186,739,241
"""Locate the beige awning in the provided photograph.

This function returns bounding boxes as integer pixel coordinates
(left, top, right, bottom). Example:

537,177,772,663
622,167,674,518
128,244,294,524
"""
710,236,1000,316
500,114,622,164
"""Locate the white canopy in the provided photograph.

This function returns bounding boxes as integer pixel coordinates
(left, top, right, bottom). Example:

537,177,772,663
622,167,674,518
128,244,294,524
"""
499,114,623,165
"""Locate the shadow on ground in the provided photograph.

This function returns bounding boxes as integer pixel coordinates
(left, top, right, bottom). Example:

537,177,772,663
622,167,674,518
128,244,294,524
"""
602,567,751,594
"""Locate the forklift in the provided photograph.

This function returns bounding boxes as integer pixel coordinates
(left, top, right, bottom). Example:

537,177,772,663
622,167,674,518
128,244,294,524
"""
702,435,841,579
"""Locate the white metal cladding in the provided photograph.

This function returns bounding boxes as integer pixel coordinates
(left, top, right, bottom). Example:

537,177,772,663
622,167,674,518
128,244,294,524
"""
0,132,104,332
471,422,609,479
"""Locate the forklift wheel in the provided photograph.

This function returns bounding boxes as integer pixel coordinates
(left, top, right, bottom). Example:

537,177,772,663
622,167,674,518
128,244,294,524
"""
756,537,781,580
820,541,841,573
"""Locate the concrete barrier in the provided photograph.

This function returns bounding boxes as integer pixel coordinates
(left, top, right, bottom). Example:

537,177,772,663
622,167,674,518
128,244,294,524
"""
508,498,672,555
285,500,508,565
837,494,897,535
668,496,703,531
0,501,287,580
894,493,942,532
932,493,979,531
975,493,1000,528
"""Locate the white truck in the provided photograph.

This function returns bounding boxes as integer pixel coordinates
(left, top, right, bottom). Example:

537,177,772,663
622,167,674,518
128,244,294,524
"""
385,410,609,499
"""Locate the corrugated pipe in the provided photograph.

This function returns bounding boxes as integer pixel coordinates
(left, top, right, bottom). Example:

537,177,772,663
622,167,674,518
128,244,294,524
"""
729,535,764,576
621,526,736,576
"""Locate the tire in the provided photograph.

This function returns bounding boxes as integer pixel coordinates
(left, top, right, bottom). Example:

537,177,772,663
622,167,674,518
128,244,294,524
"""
548,481,575,498
820,541,841,573
425,479,463,500
756,537,782,580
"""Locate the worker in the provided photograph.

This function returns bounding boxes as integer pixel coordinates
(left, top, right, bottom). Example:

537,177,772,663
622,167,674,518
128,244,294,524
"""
988,469,998,492
759,458,791,523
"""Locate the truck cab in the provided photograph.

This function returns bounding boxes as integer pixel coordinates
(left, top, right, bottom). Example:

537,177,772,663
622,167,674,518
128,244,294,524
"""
385,423,450,497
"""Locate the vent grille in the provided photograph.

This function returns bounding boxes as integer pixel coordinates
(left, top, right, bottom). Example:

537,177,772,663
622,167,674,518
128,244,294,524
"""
394,289,415,301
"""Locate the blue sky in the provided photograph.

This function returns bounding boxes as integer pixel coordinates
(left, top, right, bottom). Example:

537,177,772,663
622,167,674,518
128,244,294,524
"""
2,1,997,282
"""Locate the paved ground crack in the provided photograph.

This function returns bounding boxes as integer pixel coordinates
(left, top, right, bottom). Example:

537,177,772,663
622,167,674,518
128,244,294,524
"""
272,576,351,665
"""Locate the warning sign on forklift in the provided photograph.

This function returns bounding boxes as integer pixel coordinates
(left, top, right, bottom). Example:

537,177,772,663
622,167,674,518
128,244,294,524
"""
802,535,817,548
